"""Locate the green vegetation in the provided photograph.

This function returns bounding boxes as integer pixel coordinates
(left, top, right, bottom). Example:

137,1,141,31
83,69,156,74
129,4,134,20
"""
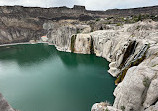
70,35,76,52
143,77,150,87
107,17,114,20
105,109,109,111
77,29,80,34
136,25,141,30
94,14,158,27
152,64,158,67
121,106,125,111
96,18,101,21
138,14,142,21
116,23,122,26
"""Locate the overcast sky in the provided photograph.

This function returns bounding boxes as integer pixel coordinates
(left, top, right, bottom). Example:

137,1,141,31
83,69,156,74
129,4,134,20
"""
0,0,158,10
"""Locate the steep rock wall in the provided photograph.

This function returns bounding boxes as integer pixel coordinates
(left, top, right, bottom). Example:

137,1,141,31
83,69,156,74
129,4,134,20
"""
48,20,158,111
74,34,92,54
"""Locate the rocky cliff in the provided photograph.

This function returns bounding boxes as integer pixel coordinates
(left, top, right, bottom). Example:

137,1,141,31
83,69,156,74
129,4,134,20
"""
1,5,158,44
45,19,158,111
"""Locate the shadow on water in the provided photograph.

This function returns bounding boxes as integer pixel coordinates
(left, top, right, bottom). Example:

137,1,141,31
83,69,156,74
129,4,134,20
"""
57,49,109,69
0,44,56,65
0,44,109,71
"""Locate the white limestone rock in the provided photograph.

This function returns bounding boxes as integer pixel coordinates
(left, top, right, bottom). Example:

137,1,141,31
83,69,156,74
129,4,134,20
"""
144,101,158,111
74,34,92,54
0,93,17,111
113,54,158,111
76,24,91,33
47,25,77,52
46,20,158,111
91,102,121,111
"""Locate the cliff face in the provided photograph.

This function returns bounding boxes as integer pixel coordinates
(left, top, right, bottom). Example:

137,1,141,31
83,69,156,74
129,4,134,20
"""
0,5,91,44
47,20,158,111
0,6,46,44
1,5,158,44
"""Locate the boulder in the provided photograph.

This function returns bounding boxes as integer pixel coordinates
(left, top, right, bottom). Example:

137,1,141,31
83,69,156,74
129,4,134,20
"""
91,102,121,111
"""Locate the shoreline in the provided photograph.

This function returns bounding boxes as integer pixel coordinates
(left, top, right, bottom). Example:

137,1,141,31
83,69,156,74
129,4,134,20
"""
0,42,54,47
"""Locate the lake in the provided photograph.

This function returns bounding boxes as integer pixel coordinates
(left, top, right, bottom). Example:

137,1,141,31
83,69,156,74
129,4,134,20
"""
0,43,115,111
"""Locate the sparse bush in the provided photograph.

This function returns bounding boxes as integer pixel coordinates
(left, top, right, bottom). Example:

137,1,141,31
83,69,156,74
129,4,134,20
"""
121,106,125,111
77,29,80,33
143,77,150,87
136,25,141,30
107,17,114,20
96,18,100,21
138,14,142,21
116,23,122,26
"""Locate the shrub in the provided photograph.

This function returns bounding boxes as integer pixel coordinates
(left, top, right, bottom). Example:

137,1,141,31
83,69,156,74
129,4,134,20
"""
116,23,122,26
143,77,150,87
121,106,125,111
138,14,142,21
96,18,100,21
77,29,80,34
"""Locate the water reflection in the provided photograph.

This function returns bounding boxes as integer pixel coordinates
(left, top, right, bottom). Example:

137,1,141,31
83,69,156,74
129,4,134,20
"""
0,44,109,70
0,44,55,65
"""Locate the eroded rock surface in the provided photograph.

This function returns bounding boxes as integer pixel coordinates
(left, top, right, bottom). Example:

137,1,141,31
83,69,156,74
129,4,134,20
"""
48,20,158,111
91,102,121,111
0,93,17,111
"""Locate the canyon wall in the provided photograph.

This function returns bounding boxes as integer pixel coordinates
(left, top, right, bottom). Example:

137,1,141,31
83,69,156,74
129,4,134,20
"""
46,20,158,111
1,5,158,44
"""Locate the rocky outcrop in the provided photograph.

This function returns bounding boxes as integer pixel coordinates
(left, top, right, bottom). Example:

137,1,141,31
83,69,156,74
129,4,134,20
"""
0,93,17,111
145,101,158,111
44,21,91,52
92,102,121,111
73,34,92,54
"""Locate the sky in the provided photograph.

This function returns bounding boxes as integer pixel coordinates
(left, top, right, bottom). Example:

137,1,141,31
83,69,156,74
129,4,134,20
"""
0,0,158,10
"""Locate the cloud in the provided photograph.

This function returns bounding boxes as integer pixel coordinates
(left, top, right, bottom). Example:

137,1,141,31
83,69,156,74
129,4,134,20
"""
0,0,158,10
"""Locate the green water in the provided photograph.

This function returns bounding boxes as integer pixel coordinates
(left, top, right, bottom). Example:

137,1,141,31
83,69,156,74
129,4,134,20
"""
0,43,115,111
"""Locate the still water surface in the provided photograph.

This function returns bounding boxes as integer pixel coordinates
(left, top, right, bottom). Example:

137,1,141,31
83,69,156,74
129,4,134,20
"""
0,43,115,111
